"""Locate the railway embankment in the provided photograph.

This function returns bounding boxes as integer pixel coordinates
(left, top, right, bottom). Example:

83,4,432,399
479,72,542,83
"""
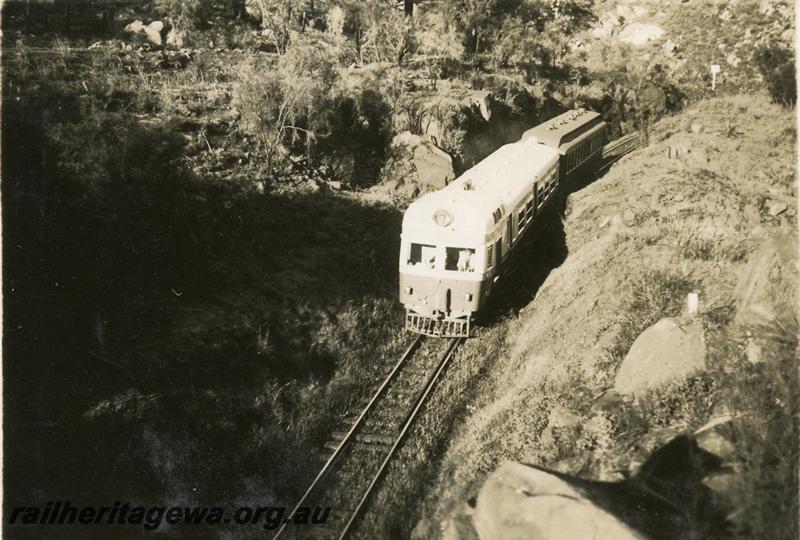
413,93,797,539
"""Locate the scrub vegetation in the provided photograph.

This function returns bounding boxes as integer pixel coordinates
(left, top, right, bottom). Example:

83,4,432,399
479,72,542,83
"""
3,0,796,538
414,94,797,539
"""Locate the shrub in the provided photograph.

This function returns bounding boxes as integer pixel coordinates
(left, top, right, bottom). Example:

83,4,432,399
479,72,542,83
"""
440,0,500,59
153,0,213,30
416,11,464,88
609,269,695,362
233,60,292,175
489,16,526,69
247,0,306,54
233,35,391,183
362,4,417,65
754,45,797,107
233,37,343,173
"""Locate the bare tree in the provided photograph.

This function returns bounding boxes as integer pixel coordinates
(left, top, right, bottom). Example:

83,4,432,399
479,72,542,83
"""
416,11,462,88
249,0,306,53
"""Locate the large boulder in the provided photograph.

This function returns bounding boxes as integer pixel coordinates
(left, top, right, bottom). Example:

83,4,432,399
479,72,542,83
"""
733,231,797,363
123,20,145,34
733,231,797,326
466,90,494,123
540,405,581,454
143,21,166,46
470,435,729,540
613,318,706,397
415,88,529,169
618,23,665,46
123,20,169,46
472,461,645,540
380,132,454,196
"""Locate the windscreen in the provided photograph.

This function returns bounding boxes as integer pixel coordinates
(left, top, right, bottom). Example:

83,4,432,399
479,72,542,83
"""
408,243,437,268
445,247,476,272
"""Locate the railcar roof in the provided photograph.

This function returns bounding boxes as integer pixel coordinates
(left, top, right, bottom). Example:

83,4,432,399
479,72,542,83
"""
402,138,558,240
522,109,602,148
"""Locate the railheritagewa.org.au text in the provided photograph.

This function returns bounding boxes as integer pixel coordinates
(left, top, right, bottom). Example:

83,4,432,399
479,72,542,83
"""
8,501,330,530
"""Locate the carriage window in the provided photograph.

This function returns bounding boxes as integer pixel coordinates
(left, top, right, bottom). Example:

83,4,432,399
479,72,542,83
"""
409,243,437,268
518,209,527,230
445,247,476,272
487,245,494,269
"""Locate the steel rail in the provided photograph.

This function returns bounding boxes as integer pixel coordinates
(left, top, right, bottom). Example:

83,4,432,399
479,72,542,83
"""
599,133,641,173
337,337,464,540
602,133,641,158
271,334,425,540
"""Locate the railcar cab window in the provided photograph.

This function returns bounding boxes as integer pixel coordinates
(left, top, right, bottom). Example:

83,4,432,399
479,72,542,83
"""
446,247,476,272
409,243,437,268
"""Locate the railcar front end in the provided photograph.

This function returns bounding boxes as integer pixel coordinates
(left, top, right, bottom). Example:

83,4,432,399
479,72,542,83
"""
399,239,491,337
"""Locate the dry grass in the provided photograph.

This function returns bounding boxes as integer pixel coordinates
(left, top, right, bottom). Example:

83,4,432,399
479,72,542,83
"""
412,93,797,538
710,310,799,539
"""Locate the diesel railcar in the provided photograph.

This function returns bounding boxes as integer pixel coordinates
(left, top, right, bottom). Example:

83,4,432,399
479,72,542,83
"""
399,109,606,337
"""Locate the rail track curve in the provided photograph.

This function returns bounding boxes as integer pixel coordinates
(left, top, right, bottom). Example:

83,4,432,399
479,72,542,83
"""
273,335,463,540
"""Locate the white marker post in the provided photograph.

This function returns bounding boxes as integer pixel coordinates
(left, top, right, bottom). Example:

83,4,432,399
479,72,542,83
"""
710,64,720,91
688,293,699,316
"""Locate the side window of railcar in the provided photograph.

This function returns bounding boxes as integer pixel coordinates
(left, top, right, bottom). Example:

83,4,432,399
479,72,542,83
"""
409,243,437,268
487,245,494,269
445,247,476,272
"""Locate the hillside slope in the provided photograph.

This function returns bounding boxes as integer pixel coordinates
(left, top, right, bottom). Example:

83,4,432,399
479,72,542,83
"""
413,93,797,538
580,0,794,98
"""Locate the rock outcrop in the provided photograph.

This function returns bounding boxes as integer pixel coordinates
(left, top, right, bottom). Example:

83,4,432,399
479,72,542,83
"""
472,461,645,540
733,231,797,326
124,20,170,46
540,405,581,453
462,435,730,540
379,132,454,197
618,23,665,46
411,87,535,170
614,318,706,397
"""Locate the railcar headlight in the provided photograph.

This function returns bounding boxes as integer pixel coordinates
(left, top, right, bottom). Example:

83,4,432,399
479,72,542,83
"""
433,209,453,227
404,286,413,295
465,292,473,301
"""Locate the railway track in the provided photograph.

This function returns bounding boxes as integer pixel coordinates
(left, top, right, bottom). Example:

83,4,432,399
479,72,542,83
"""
273,335,463,540
599,132,641,172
